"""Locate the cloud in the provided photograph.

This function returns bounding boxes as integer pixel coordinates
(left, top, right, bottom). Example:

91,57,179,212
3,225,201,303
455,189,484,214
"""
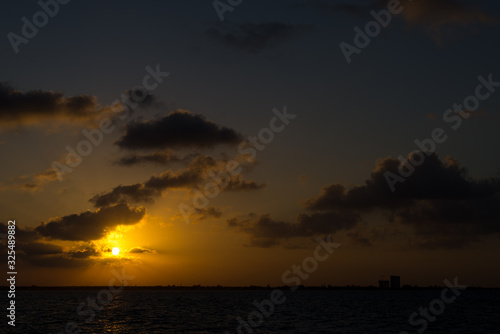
400,0,496,45
0,82,164,131
346,231,373,247
345,226,401,247
306,153,499,210
91,155,264,208
395,196,500,248
20,242,64,255
115,151,194,167
193,207,223,220
0,220,143,268
0,223,93,268
228,211,359,247
129,247,155,254
89,168,203,208
306,152,500,248
23,254,96,268
228,152,500,249
174,206,223,224
67,245,101,259
315,0,495,45
401,0,494,26
0,82,118,127
0,222,38,243
115,110,242,150
224,174,265,191
35,203,146,241
206,22,314,53
2,167,60,192
123,89,158,109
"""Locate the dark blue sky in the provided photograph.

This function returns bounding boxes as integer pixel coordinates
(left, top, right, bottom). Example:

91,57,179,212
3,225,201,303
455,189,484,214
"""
1,0,500,286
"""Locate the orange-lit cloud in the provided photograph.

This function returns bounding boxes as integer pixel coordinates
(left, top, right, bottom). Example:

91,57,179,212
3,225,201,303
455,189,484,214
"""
35,203,146,241
316,0,496,45
0,82,120,127
2,167,60,192
401,0,496,45
90,155,264,208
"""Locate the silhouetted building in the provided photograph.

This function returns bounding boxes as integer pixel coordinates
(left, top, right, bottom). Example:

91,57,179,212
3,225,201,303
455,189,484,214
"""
390,276,401,289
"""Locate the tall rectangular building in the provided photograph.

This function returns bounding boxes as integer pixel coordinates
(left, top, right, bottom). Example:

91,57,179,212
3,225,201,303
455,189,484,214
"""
390,276,401,289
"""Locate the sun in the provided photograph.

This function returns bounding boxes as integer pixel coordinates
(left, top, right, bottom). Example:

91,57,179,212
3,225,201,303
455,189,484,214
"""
112,247,120,256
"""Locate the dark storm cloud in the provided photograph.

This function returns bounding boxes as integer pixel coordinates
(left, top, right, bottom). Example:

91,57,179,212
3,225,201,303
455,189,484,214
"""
394,195,500,248
35,203,146,241
306,153,500,211
306,153,500,248
206,22,314,53
115,110,242,150
229,153,500,249
0,82,114,126
228,211,359,247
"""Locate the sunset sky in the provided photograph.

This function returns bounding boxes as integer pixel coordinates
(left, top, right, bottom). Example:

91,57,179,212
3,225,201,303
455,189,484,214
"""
1,0,500,288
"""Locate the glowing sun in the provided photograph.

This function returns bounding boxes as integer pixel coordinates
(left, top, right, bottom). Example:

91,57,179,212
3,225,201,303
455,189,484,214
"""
112,247,120,256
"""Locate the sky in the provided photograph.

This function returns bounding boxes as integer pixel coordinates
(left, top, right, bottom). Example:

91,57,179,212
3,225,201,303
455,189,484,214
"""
0,0,500,287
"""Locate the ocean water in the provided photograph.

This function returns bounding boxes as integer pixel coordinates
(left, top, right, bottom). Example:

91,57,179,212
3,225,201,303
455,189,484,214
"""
6,289,500,333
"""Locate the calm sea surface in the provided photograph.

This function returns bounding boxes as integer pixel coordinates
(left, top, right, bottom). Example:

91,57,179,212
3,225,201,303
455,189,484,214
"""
6,289,500,333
